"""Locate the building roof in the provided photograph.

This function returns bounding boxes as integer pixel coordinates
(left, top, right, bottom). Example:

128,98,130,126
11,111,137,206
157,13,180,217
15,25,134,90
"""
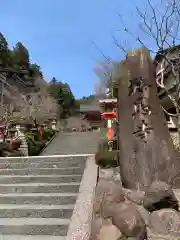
80,104,100,112
154,45,180,64
99,98,117,104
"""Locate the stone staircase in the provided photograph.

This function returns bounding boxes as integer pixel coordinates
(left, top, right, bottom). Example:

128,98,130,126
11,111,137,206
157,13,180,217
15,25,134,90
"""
18,135,29,156
0,155,87,239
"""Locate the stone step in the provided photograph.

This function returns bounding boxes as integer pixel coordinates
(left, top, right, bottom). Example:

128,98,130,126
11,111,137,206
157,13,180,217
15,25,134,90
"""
0,182,80,193
0,235,66,240
0,204,74,218
0,175,82,184
0,156,87,164
0,193,77,205
0,167,84,175
0,153,87,239
0,218,70,236
0,161,85,169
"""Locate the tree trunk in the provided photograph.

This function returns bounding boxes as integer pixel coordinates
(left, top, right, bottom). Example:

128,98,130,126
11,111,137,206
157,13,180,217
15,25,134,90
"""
116,48,179,190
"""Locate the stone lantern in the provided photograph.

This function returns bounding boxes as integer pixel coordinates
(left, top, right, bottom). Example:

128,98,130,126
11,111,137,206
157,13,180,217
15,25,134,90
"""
52,120,57,130
0,125,5,143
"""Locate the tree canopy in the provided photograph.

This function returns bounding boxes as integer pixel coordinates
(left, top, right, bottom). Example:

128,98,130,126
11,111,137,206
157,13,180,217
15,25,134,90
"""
0,32,83,119
47,78,76,118
0,32,42,77
12,42,30,70
0,32,10,67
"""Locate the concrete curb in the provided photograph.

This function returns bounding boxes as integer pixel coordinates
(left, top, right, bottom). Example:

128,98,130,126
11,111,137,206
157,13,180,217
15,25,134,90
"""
39,132,58,156
0,154,95,159
66,155,98,240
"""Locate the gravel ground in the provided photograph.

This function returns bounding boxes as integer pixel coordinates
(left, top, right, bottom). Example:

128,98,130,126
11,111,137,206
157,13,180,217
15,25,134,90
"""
41,132,100,156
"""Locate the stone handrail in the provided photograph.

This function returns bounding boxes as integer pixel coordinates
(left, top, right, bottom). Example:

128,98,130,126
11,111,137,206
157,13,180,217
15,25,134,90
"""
66,155,98,240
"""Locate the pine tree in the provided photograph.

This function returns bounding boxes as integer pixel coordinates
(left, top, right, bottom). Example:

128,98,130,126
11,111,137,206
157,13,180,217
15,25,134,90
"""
29,63,43,77
0,32,9,67
13,42,30,69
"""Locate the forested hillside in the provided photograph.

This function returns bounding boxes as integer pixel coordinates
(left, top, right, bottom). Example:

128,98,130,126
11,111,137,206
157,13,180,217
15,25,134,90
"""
0,32,94,121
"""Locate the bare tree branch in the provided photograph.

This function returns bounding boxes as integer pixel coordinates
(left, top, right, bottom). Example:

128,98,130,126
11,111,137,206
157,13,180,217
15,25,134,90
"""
92,41,112,64
114,0,180,145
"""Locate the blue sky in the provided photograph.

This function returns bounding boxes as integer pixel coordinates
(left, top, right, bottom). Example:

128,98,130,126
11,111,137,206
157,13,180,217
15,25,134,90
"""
0,0,155,98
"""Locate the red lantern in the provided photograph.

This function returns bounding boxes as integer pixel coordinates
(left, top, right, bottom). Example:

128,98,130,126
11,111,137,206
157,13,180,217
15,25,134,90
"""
101,112,116,119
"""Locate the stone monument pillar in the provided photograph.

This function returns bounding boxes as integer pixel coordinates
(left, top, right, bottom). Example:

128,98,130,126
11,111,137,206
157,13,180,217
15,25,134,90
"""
116,48,178,189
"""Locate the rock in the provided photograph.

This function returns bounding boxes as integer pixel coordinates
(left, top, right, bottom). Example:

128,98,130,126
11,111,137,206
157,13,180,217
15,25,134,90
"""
99,167,122,182
134,205,150,226
149,209,180,235
147,227,180,240
91,216,103,239
98,219,122,240
111,202,147,238
123,189,145,205
143,180,179,212
95,179,124,216
105,181,124,203
101,201,115,219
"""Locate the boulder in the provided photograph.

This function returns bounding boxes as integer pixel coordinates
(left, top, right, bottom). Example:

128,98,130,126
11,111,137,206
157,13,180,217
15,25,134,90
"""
98,219,122,240
101,201,115,219
111,202,147,238
123,189,145,205
95,179,124,216
99,167,122,182
134,205,150,226
149,209,180,235
143,181,179,212
90,216,103,240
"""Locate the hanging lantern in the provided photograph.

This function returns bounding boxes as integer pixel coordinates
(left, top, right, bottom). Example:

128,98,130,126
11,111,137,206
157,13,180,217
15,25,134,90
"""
101,112,116,119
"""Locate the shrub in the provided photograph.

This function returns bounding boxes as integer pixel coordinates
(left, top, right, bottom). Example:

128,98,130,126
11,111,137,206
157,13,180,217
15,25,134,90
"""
42,128,55,141
25,132,38,141
0,141,21,155
35,140,45,149
1,142,11,152
26,128,55,156
0,144,5,156
29,146,41,156
11,139,21,150
98,138,118,152
7,150,24,157
95,150,119,168
26,136,46,156
98,139,109,152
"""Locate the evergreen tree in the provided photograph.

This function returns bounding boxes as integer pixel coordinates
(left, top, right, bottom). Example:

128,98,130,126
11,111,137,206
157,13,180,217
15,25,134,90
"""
29,63,43,78
0,32,9,67
51,77,57,83
47,79,75,117
13,42,30,69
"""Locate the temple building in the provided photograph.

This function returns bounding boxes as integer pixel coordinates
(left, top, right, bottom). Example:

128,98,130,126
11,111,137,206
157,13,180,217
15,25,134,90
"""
79,103,102,130
155,45,180,131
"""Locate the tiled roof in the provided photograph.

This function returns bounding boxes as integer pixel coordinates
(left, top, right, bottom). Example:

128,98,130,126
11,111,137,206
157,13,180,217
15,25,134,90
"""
80,104,100,112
